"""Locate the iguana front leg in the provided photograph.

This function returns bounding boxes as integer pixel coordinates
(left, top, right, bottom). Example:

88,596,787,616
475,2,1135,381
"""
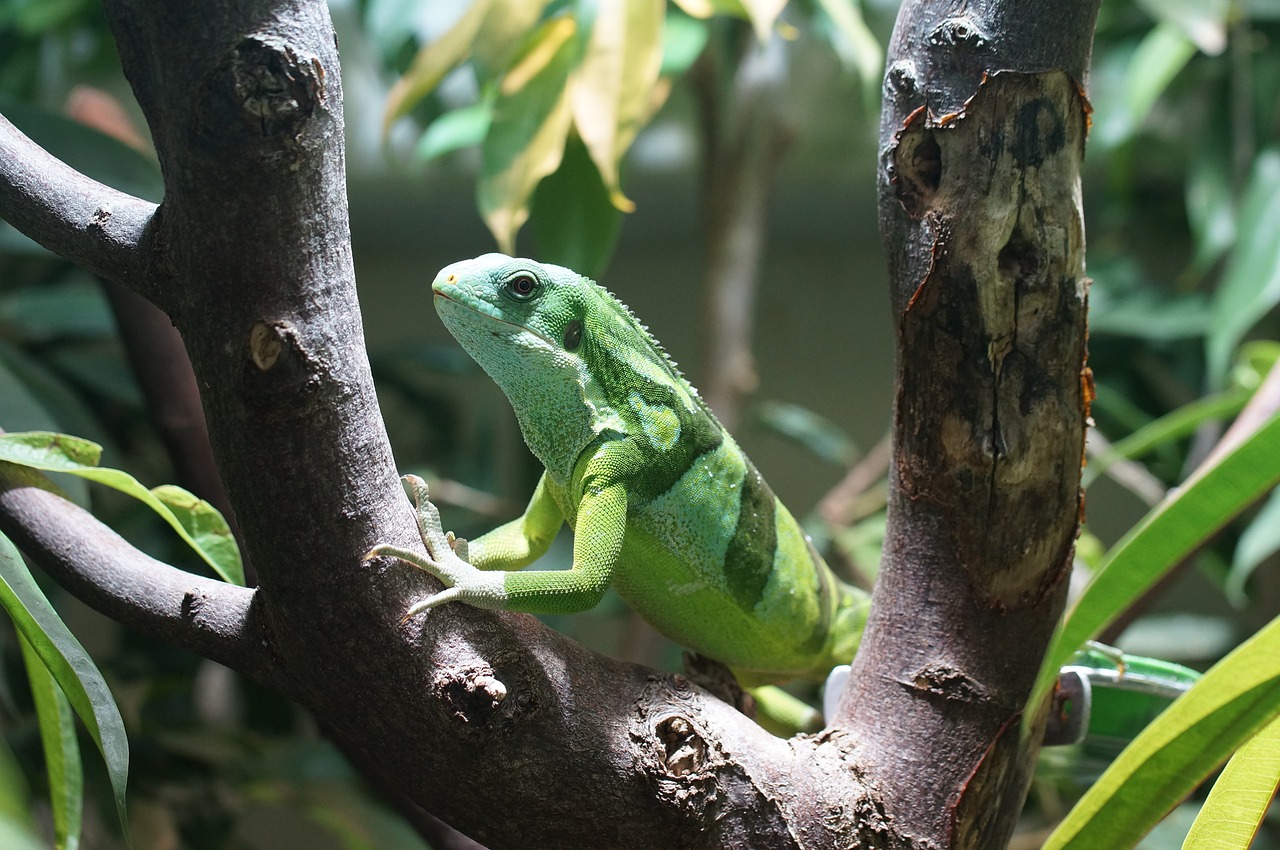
369,471,626,620
367,475,505,618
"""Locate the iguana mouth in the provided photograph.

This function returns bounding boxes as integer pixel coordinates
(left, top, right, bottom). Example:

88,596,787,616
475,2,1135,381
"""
434,290,557,348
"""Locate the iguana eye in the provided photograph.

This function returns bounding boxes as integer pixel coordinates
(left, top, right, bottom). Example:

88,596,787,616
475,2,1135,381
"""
506,274,538,301
563,319,583,351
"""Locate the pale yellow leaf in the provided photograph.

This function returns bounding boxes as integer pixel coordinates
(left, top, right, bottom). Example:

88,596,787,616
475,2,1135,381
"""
740,0,787,40
568,0,665,212
671,0,716,18
481,94,572,251
1182,715,1280,850
480,17,578,251
671,0,748,19
384,0,494,134
474,0,552,72
502,15,577,94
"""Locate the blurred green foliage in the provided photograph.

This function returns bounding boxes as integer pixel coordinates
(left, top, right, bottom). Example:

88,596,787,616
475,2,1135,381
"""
1,0,1280,848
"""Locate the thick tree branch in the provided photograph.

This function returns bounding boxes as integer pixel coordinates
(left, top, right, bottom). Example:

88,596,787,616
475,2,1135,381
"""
0,113,159,303
0,463,277,688
838,1,1101,847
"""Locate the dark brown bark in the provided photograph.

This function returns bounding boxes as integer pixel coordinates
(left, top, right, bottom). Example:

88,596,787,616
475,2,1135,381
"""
835,1,1099,847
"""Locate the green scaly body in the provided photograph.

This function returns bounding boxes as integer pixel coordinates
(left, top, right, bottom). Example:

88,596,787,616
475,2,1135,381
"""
373,253,868,684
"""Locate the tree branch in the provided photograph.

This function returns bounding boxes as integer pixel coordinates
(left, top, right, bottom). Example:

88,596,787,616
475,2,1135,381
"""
0,112,159,304
0,463,278,689
695,25,794,429
839,1,1101,847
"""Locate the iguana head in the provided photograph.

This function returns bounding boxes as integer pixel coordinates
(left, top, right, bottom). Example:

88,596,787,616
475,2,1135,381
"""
431,254,606,482
432,253,707,484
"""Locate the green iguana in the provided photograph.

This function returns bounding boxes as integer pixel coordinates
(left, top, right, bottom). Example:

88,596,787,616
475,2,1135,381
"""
368,253,870,700
367,253,1203,743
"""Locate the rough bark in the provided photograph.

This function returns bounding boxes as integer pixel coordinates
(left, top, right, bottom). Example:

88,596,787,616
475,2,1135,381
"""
835,1,1099,847
0,0,1101,847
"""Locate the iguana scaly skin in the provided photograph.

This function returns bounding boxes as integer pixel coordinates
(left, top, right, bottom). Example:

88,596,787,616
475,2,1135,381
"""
369,254,869,684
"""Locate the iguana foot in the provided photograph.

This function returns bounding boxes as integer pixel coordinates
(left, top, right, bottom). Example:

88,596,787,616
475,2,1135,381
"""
365,475,504,620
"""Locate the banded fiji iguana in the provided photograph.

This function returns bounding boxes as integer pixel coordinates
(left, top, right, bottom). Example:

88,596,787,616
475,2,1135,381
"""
368,253,1202,742
367,253,869,728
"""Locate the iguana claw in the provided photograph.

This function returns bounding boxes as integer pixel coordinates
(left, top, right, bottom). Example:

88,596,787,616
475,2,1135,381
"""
366,475,504,618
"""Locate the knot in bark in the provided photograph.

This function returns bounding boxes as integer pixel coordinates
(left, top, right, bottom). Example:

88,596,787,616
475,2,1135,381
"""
226,37,326,140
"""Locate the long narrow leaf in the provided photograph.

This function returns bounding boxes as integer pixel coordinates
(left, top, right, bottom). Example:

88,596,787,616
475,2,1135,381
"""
0,818,46,850
0,531,129,835
479,16,578,251
1182,713,1280,849
0,733,32,828
1029,411,1280,721
567,0,664,212
1042,615,1280,850
0,432,243,585
19,633,82,850
1083,387,1250,487
1226,486,1280,604
1207,150,1280,387
382,0,492,132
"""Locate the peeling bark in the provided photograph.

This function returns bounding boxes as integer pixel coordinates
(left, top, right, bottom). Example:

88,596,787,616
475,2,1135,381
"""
836,2,1100,847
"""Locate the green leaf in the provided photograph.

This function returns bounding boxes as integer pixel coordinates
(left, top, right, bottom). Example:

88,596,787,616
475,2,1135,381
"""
383,0,493,132
814,0,883,94
0,432,244,585
19,634,82,850
1123,21,1198,131
1181,713,1280,849
415,101,493,161
754,400,858,465
0,734,32,829
0,340,107,469
660,9,709,76
1083,387,1251,487
150,485,244,585
0,276,116,340
472,0,553,76
1207,150,1280,388
1042,615,1280,850
0,348,63,435
1028,411,1280,728
0,531,129,837
383,0,550,133
1226,486,1280,605
1185,126,1236,273
567,0,665,213
531,133,623,279
479,15,579,252
0,817,46,850
1086,290,1211,340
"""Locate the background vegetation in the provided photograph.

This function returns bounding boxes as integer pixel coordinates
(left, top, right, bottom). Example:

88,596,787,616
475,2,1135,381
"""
0,0,1277,847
